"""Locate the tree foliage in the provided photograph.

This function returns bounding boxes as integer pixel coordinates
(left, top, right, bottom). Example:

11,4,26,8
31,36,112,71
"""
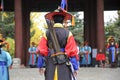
6,37,15,58
30,12,46,45
0,12,15,38
0,12,15,57
68,12,84,44
1,11,120,57
105,10,120,42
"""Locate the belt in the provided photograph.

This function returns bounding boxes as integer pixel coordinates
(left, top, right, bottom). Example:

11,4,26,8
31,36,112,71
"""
0,61,7,75
0,61,7,66
51,52,65,57
51,48,65,57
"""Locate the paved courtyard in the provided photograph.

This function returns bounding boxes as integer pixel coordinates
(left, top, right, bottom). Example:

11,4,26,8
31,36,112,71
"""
9,67,120,80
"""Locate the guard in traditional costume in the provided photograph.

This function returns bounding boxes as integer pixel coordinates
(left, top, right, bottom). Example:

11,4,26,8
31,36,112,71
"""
0,34,12,80
37,8,79,80
81,40,92,67
28,42,37,68
96,50,106,67
106,36,119,67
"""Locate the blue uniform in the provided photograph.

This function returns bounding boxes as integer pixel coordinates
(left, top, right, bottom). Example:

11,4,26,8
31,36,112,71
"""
37,54,45,68
81,46,91,65
0,49,12,80
107,44,118,63
28,47,37,66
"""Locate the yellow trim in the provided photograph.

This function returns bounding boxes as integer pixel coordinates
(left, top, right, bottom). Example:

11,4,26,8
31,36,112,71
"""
71,16,75,26
43,23,63,40
54,66,58,80
67,32,72,42
53,23,64,28
68,32,72,37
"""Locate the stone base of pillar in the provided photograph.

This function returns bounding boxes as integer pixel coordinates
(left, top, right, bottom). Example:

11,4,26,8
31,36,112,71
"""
12,58,25,68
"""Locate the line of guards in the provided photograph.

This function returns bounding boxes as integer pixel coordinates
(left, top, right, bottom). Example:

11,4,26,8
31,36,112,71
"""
28,36,120,69
28,40,91,68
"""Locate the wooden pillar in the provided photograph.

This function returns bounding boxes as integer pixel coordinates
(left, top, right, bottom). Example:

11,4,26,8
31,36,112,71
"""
84,0,105,52
89,0,97,48
96,0,105,52
22,0,30,66
14,0,30,65
84,0,97,48
14,0,23,62
84,1,90,42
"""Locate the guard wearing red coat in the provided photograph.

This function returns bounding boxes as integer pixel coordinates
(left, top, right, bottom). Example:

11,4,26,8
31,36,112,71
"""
37,8,79,80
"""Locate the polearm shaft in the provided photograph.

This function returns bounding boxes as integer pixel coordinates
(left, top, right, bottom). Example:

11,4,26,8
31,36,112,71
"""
46,19,61,53
46,19,76,80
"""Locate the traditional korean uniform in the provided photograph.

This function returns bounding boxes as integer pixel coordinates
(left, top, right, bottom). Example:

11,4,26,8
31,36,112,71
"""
106,36,119,67
0,38,12,80
37,8,79,80
96,50,106,67
28,43,37,67
37,54,45,68
81,41,92,66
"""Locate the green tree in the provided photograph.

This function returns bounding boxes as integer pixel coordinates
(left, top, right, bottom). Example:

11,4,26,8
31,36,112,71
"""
0,12,15,38
105,10,120,42
6,37,15,58
113,10,120,46
0,12,15,57
68,12,84,43
115,11,120,26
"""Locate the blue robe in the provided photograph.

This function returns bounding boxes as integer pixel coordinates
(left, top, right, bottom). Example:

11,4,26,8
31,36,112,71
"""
81,46,91,65
107,45,118,63
37,54,45,68
28,47,37,66
0,49,12,80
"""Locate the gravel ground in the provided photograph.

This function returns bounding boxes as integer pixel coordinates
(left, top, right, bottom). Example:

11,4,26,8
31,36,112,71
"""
9,67,120,80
